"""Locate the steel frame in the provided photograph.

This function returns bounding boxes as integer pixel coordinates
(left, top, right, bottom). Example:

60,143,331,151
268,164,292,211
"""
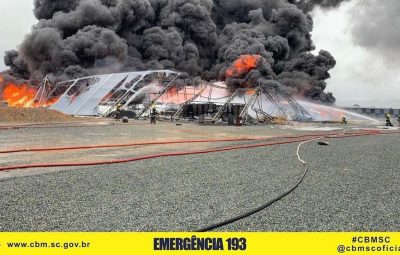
47,72,314,123
49,70,180,116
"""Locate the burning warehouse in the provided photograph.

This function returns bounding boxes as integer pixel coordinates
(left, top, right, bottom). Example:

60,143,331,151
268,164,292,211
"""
3,0,400,237
1,54,360,124
4,54,315,124
1,0,339,119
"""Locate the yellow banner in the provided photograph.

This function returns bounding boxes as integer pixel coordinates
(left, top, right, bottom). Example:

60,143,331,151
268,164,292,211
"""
0,233,399,255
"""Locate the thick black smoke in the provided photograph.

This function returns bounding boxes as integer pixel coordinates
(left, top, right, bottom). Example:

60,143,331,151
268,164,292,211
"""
4,0,342,104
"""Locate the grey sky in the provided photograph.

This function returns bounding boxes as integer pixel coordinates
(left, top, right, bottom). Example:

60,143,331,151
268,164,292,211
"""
0,0,35,70
0,0,399,107
312,1,400,107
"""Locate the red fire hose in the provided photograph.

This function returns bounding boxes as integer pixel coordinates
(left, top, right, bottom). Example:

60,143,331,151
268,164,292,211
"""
0,137,257,154
0,130,381,155
0,130,397,172
0,138,314,172
0,121,148,130
1,129,398,232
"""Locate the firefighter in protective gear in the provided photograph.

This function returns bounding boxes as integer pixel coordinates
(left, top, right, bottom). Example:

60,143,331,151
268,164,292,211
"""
150,104,158,124
386,113,393,127
115,103,123,121
341,116,348,124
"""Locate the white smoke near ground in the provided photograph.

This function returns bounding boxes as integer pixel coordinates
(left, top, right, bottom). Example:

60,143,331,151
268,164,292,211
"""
298,100,379,122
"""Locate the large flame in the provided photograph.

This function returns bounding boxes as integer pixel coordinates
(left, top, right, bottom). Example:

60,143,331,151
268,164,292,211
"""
157,83,231,105
158,86,201,105
226,55,261,78
0,75,58,108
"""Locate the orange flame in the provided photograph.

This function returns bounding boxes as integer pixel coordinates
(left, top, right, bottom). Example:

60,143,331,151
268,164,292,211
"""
226,55,261,78
0,75,58,108
158,87,199,105
245,88,256,95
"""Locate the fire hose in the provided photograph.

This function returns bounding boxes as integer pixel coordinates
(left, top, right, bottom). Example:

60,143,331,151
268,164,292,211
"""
0,130,398,231
0,130,391,173
197,130,400,231
0,130,381,155
0,121,148,130
197,137,321,232
0,137,257,154
0,137,317,172
0,120,104,129
0,132,388,172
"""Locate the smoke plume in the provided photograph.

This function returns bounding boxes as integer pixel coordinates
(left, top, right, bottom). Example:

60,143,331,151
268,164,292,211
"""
3,0,344,104
349,0,400,63
289,0,349,12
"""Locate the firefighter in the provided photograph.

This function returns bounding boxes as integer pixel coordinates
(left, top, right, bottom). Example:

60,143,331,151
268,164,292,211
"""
341,116,347,125
115,103,123,121
386,113,393,127
397,115,400,126
150,105,158,124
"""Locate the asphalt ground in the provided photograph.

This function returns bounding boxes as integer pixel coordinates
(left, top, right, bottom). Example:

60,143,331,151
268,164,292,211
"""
0,123,399,231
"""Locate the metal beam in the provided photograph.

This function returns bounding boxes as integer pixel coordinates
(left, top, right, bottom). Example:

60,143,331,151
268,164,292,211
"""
33,75,49,104
254,80,314,121
262,88,289,119
275,87,314,120
73,75,113,115
211,89,240,123
239,87,260,121
137,73,181,117
171,85,207,121
100,75,145,117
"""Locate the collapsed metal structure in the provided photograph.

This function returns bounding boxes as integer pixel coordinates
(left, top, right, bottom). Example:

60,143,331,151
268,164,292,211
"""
47,70,314,124
49,70,180,116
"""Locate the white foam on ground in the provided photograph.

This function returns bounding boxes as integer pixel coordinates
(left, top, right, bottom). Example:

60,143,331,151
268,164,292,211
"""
284,126,343,132
375,126,399,130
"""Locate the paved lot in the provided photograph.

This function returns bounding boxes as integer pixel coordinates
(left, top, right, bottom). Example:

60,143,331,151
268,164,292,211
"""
220,134,400,231
0,122,399,231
